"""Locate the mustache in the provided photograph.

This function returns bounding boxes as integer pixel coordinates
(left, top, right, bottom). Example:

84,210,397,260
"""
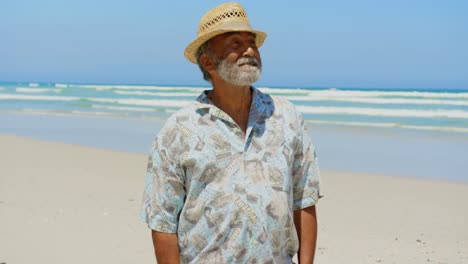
236,57,261,67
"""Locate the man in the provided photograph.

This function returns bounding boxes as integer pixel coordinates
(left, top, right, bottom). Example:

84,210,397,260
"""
141,2,323,263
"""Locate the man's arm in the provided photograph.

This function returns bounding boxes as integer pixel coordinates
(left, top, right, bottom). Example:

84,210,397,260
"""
151,230,180,264
293,205,318,264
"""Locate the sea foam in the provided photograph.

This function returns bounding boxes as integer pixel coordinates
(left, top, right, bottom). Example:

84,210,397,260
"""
296,106,468,119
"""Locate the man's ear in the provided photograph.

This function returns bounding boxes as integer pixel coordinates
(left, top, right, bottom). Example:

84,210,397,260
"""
200,54,216,74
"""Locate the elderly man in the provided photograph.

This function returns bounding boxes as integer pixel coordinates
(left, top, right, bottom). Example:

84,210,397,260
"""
141,2,323,264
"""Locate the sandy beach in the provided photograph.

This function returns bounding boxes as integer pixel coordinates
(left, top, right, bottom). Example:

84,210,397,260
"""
1,134,467,264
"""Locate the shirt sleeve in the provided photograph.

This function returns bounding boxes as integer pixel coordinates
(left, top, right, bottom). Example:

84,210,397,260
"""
140,121,186,233
292,112,323,210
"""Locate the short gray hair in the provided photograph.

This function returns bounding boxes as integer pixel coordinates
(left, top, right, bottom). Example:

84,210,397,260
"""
196,41,213,82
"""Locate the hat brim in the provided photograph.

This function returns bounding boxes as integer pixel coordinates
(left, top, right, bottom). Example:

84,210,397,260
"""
184,21,267,64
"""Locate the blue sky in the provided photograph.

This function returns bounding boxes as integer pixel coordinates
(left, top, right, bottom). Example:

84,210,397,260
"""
1,0,467,89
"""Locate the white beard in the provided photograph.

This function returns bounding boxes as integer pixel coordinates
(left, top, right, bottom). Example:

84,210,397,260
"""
216,57,262,86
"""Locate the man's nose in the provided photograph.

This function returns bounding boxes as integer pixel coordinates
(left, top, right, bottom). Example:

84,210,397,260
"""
243,46,255,57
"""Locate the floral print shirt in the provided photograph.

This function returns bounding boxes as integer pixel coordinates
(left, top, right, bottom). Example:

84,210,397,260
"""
141,87,322,264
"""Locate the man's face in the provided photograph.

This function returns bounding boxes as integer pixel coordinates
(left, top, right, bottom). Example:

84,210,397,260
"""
209,32,262,86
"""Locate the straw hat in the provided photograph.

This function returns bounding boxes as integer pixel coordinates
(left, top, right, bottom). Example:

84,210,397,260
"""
184,2,267,64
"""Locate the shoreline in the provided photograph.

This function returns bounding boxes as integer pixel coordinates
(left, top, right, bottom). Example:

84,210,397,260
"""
1,134,467,263
2,132,467,186
2,112,468,183
3,108,468,139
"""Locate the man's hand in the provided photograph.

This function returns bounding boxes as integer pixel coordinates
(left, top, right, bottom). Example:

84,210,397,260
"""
151,230,180,264
294,205,318,264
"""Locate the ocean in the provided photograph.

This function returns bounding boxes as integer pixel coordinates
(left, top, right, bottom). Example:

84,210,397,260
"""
1,81,468,135
1,81,468,182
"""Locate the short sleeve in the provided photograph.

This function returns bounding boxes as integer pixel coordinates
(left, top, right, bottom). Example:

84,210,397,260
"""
140,122,186,233
292,113,323,210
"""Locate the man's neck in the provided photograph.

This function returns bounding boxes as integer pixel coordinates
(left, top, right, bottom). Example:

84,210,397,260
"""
210,84,251,111
209,80,253,134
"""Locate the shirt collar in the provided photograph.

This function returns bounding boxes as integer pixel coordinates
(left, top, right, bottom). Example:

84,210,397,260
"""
194,86,274,124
